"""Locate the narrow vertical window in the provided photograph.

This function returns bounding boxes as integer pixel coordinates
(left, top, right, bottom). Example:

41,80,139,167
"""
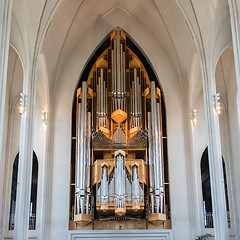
201,147,230,228
9,151,38,230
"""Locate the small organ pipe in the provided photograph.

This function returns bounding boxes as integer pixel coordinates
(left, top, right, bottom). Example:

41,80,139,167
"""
120,43,123,94
123,51,126,110
132,166,140,206
137,76,140,127
100,69,103,114
101,166,108,206
105,86,107,127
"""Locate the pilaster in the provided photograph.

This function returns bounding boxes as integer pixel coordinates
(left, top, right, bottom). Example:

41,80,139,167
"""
14,62,36,240
228,0,240,121
0,0,13,239
228,0,240,237
201,61,229,239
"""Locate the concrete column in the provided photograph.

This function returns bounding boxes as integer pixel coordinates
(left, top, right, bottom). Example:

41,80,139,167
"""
0,0,13,238
228,1,240,236
14,62,36,240
201,63,229,239
228,0,240,121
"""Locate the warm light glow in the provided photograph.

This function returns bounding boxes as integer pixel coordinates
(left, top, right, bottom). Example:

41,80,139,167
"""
41,111,47,126
214,93,221,115
19,93,26,115
191,109,197,126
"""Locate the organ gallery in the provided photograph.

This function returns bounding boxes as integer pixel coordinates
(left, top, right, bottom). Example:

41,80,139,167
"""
70,29,170,230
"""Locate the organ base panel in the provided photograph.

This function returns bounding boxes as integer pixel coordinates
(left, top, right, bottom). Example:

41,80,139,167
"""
71,28,170,231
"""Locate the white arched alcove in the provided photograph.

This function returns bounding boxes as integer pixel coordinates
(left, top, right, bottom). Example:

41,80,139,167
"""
47,6,191,240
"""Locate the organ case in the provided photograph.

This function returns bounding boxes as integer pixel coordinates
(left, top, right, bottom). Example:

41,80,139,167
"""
72,28,169,230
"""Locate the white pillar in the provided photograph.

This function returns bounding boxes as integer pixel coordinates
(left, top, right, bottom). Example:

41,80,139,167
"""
0,0,13,237
227,1,240,236
14,62,36,240
201,64,229,239
228,0,240,121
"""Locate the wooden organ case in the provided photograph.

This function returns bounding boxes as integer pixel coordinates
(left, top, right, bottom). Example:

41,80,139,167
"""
70,29,170,230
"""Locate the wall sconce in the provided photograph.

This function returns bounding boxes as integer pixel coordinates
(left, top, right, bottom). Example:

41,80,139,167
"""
191,109,197,126
19,93,26,115
41,111,47,126
214,93,221,115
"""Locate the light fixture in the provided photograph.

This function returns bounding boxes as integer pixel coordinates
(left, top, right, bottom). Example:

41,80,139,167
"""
191,109,197,126
19,93,26,115
41,111,47,126
214,93,221,115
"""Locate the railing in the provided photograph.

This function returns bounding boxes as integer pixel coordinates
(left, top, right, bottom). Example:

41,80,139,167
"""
204,212,213,228
9,214,36,230
204,211,231,228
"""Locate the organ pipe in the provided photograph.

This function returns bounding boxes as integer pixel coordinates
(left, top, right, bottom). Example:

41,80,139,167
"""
150,81,164,214
76,81,87,214
97,68,107,128
101,166,108,206
132,166,140,206
148,112,155,213
131,68,141,128
112,29,126,112
157,102,164,213
85,112,91,214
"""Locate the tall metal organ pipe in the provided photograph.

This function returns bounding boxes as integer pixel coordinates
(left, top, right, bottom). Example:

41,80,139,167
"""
76,81,87,214
156,102,164,213
112,29,125,112
150,81,164,214
148,112,155,213
85,112,91,214
97,68,107,128
131,68,141,128
76,102,82,214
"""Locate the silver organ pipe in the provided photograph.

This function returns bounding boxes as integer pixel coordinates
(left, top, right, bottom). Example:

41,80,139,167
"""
132,166,140,206
156,102,164,213
112,29,126,112
115,153,125,209
97,68,107,128
126,173,132,203
76,81,87,214
109,173,114,203
101,166,108,206
116,29,121,110
76,102,82,214
85,112,91,214
123,50,126,110
131,68,141,128
150,81,164,214
148,111,155,213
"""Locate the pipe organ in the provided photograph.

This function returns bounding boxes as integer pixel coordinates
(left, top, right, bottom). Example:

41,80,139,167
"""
73,28,169,230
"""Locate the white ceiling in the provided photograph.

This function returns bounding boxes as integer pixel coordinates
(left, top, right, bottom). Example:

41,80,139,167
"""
9,0,232,106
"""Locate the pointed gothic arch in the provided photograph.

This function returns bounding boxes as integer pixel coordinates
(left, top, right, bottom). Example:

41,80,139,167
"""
69,28,170,230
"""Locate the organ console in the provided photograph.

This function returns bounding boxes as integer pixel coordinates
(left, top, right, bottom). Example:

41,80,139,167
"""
72,28,169,230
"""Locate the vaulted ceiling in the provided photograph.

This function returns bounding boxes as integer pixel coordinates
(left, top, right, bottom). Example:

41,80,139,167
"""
10,0,232,106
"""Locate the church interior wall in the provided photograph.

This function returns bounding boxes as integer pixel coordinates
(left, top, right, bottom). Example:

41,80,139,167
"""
1,0,240,239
